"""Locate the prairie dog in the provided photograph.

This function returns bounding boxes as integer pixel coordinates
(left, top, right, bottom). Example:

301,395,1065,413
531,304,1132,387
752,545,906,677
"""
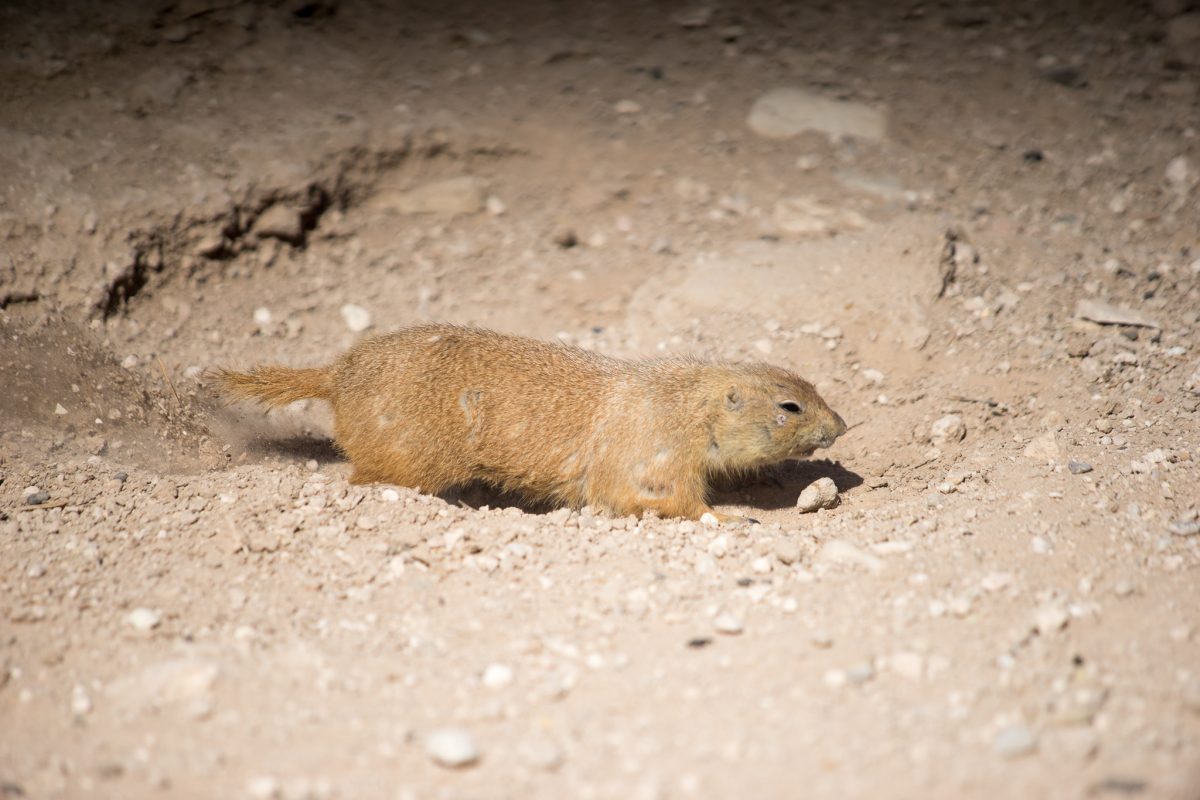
212,324,847,521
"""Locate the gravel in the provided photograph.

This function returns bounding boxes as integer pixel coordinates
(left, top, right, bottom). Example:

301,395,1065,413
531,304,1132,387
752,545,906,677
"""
425,728,481,768
994,725,1038,759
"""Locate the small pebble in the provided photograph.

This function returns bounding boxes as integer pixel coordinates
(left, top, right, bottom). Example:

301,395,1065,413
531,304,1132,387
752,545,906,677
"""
930,415,966,447
713,612,744,635
25,491,51,506
994,724,1038,759
482,663,513,689
1033,603,1069,635
796,477,839,513
425,728,480,768
340,303,372,333
26,563,46,579
126,607,162,632
1067,460,1093,474
70,685,92,717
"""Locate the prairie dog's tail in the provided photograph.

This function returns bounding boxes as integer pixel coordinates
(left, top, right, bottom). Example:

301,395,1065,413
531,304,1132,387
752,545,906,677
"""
209,365,334,408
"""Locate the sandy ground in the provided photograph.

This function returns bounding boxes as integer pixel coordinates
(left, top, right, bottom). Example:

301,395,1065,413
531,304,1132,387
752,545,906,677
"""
2,0,1199,797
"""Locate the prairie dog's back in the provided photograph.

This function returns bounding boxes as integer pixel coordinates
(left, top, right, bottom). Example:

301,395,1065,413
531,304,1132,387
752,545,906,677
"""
329,324,624,499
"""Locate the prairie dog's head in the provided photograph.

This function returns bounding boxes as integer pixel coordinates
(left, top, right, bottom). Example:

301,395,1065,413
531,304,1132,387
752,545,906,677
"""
708,364,847,470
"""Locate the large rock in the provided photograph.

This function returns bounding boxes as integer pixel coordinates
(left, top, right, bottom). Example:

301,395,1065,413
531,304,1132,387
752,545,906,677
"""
747,88,886,142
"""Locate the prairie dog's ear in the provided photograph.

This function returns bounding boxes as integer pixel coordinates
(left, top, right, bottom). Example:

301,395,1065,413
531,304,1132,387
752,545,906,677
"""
725,386,743,411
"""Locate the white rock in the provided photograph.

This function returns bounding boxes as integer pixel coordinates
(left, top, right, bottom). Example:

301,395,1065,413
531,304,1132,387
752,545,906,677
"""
699,512,720,527
340,303,372,333
71,685,93,717
747,88,886,142
796,477,839,513
707,535,729,557
861,368,885,386
713,612,744,635
380,488,400,503
980,571,1014,592
253,307,273,327
930,415,966,447
54,403,68,415
1033,603,1069,635
425,728,480,768
246,776,280,800
994,724,1038,759
126,607,162,631
485,195,506,216
614,99,642,114
482,663,514,689
1166,155,1191,187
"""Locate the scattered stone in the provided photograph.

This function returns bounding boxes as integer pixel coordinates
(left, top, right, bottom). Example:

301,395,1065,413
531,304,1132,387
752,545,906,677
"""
253,307,273,328
26,563,46,578
819,540,884,575
1166,155,1191,188
980,571,1014,592
340,303,372,333
796,477,839,513
71,684,92,717
772,196,869,237
254,204,305,243
1067,460,1093,474
1040,65,1087,89
713,612,744,635
747,88,886,142
485,195,506,216
614,99,642,114
425,728,480,768
54,403,68,415
482,663,513,689
1033,603,1069,635
1023,430,1062,460
930,415,966,447
846,661,875,685
246,776,280,799
994,724,1038,759
671,5,715,27
371,176,486,216
1168,516,1200,537
126,607,162,632
1074,299,1161,330
25,491,51,506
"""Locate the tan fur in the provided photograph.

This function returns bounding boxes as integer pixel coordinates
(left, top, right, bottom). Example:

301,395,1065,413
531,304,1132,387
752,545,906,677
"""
211,323,847,520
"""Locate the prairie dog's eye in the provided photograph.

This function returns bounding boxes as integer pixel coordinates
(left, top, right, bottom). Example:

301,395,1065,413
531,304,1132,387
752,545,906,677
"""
777,401,804,414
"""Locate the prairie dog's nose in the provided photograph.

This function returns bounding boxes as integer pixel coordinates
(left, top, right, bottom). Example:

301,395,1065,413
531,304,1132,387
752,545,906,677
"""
821,411,847,448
